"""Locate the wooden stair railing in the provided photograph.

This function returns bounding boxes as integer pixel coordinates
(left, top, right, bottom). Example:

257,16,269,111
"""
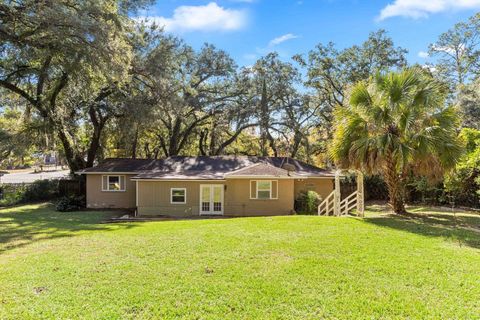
317,191,335,216
318,190,359,216
339,191,358,215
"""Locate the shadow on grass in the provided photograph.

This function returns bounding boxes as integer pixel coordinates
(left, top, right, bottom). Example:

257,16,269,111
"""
0,203,139,254
363,208,480,249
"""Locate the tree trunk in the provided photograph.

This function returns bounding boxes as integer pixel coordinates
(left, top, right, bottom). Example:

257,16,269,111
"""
131,126,138,159
56,127,85,172
384,152,406,214
85,123,104,168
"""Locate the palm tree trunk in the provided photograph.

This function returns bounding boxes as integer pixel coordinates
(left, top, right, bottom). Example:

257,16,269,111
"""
384,151,406,214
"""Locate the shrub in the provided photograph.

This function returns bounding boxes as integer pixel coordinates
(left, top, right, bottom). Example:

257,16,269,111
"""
0,185,24,207
0,179,63,207
21,179,59,203
444,128,480,208
56,195,85,212
406,177,445,206
340,174,389,201
295,190,322,214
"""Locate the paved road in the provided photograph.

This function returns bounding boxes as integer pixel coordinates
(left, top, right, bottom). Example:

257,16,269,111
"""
0,170,70,184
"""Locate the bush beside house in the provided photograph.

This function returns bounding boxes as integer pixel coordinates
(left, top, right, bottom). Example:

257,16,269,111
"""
295,190,322,214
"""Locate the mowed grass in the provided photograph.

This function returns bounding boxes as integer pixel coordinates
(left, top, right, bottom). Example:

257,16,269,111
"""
0,204,479,319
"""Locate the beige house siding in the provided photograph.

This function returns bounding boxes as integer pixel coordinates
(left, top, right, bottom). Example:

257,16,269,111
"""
86,174,136,209
224,179,294,216
86,174,334,215
293,178,334,200
137,179,295,217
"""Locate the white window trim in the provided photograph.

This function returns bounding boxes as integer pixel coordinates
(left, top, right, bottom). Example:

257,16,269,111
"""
170,188,187,204
250,180,278,200
199,184,224,215
102,175,126,192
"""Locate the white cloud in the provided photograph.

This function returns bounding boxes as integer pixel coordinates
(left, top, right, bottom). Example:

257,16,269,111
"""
378,0,480,20
268,33,299,47
431,44,465,56
137,2,247,32
418,51,429,58
422,64,437,73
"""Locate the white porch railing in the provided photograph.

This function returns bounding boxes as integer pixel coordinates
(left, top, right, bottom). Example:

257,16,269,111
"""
317,191,335,216
317,170,365,217
339,191,358,215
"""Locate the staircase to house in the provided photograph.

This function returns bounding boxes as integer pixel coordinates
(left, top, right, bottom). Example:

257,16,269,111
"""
317,170,365,217
317,191,335,216
318,190,360,216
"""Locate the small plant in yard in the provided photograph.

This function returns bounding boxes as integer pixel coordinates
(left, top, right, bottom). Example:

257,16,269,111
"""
56,195,85,212
0,185,23,207
295,190,322,214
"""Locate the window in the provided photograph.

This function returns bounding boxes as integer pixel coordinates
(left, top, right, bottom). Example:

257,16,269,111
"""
171,188,186,204
250,180,278,200
257,181,271,199
102,175,125,192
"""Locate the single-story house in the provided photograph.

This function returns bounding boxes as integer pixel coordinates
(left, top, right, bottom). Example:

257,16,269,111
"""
77,156,335,217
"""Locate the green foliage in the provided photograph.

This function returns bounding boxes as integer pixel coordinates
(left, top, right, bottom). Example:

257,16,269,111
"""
0,0,146,171
429,12,480,86
294,29,407,138
364,175,389,200
56,195,86,212
457,82,480,129
406,177,445,205
444,128,480,208
21,180,60,203
295,190,322,214
341,175,389,201
0,180,60,207
332,69,462,175
1,3,479,210
331,68,463,212
0,185,24,207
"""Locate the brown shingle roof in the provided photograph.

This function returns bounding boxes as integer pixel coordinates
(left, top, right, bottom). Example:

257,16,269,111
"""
225,163,291,177
78,156,335,179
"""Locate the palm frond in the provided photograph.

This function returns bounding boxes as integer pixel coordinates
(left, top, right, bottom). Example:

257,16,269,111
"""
331,68,463,180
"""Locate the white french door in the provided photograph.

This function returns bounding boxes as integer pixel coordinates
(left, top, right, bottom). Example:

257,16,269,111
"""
200,184,224,215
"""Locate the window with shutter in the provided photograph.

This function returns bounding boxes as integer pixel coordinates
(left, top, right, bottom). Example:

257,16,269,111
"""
250,180,278,199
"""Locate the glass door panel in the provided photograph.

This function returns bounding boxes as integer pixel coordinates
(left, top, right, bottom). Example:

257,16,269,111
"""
213,185,222,213
200,184,224,215
201,185,211,213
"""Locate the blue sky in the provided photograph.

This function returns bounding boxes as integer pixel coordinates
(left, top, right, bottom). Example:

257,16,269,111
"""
138,0,480,67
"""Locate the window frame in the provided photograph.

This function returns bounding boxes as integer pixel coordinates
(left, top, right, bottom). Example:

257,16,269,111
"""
250,180,278,200
170,188,187,204
102,175,126,192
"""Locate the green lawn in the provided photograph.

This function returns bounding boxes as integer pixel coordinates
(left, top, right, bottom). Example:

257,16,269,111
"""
0,204,479,319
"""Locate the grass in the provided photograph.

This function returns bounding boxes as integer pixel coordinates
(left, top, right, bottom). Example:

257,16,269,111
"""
0,204,479,319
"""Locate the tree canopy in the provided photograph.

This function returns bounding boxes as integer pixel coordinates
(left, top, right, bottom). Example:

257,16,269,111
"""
1,1,479,209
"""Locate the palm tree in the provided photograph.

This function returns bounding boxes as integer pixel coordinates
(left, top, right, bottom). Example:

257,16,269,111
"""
331,69,463,214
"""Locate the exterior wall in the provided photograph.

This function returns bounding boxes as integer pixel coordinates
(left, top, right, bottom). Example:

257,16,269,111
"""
86,174,136,209
293,178,334,200
137,179,295,217
85,175,332,215
224,179,294,217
